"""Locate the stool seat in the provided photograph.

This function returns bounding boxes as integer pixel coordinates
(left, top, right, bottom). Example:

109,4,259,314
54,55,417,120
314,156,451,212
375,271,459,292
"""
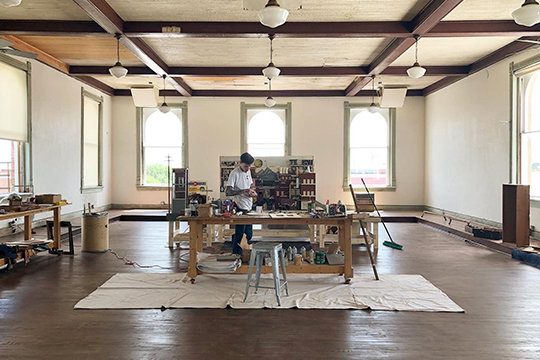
244,242,289,306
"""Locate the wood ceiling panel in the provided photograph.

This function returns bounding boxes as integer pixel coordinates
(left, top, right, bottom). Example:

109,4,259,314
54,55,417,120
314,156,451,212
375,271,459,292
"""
182,76,355,90
144,37,390,67
443,0,518,21
376,75,445,90
15,36,144,66
391,37,519,66
107,0,430,22
0,0,91,20
91,75,175,90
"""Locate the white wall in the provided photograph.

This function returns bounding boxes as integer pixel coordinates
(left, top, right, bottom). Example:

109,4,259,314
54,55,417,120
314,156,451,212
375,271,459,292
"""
1,56,113,230
112,96,425,207
425,48,540,228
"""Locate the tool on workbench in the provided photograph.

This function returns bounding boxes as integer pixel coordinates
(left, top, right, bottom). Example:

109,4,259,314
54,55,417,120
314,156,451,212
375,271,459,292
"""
360,179,403,251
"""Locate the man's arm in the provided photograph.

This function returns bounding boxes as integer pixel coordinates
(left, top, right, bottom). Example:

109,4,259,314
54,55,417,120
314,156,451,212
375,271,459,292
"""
226,186,248,197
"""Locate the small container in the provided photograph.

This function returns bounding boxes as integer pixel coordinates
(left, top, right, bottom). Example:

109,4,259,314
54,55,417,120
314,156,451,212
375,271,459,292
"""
294,254,303,266
315,251,326,265
264,256,272,267
292,246,298,257
287,246,293,261
308,249,315,264
300,246,307,259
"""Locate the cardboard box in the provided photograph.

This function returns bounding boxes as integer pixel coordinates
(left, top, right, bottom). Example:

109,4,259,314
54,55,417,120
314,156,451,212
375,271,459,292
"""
36,194,62,204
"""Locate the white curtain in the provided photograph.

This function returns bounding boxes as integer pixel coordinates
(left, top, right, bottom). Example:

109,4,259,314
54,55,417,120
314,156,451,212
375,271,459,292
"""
0,61,27,142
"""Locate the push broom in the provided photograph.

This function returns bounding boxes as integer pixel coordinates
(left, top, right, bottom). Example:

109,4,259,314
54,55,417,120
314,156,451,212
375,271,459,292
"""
361,178,403,250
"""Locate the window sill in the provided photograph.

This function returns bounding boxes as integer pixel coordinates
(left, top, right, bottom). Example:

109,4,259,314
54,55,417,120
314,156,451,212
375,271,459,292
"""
81,186,103,194
344,186,396,193
136,185,170,191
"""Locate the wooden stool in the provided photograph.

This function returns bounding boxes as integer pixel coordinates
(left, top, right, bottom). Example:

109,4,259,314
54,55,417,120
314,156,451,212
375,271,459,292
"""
243,242,289,306
46,221,74,255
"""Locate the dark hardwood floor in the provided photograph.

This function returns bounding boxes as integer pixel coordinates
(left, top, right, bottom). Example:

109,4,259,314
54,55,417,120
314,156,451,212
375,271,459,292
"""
1,221,539,359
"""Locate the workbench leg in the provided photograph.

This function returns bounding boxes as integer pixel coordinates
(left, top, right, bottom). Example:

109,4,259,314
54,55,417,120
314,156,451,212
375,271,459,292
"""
206,224,213,247
53,207,61,250
318,224,325,249
309,224,315,243
217,224,223,242
373,222,379,251
188,221,198,280
196,222,203,252
342,220,353,280
24,215,31,240
168,221,174,248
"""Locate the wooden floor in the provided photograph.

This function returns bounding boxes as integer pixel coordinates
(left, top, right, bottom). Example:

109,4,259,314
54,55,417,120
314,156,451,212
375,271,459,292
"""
1,221,540,359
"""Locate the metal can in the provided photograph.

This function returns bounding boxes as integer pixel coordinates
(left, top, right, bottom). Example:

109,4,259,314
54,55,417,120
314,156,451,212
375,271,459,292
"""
294,254,303,266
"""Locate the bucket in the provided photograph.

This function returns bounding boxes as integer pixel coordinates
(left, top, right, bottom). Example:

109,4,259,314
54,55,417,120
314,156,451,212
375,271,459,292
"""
81,212,109,252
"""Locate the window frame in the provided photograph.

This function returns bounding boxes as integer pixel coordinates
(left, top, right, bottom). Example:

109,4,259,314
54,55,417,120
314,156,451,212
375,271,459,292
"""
343,101,396,192
80,88,104,193
510,53,540,207
240,102,292,156
136,102,189,190
0,52,33,195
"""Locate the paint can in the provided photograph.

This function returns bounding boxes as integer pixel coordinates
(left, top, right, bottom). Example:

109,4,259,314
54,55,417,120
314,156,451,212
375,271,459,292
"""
294,254,303,266
315,251,326,265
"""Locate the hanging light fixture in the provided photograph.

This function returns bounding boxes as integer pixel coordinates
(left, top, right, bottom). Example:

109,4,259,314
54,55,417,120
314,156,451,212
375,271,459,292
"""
262,34,280,80
513,0,540,27
367,76,379,114
0,0,22,7
264,80,276,108
109,34,128,79
258,0,289,28
159,75,171,114
407,35,426,79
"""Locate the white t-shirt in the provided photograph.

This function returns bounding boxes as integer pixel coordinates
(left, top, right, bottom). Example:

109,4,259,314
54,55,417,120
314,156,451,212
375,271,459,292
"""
226,167,253,210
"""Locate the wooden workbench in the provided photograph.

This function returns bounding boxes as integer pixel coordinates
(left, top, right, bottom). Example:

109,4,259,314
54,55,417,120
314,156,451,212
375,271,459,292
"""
179,214,354,282
0,204,68,250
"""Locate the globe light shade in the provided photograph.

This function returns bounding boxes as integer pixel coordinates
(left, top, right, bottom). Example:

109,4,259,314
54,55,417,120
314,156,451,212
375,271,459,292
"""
258,4,289,28
264,96,276,108
0,0,22,7
159,102,171,114
513,0,540,27
109,62,128,78
368,102,380,114
262,63,281,79
407,62,427,79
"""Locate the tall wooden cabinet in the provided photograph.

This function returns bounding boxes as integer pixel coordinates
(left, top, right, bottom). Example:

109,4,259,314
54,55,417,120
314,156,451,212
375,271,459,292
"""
502,184,530,247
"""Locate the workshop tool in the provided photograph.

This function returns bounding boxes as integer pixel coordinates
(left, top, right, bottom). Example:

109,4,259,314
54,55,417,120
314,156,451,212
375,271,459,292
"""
359,219,380,280
360,179,403,251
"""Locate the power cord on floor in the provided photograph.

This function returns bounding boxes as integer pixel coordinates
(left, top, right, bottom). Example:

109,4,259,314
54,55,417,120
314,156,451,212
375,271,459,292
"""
107,248,190,270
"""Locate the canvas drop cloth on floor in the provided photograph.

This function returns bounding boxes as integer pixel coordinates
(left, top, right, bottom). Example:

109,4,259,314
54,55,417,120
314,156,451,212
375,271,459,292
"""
75,273,464,312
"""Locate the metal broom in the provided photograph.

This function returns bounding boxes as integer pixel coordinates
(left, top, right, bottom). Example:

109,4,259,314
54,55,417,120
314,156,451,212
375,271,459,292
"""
361,178,403,250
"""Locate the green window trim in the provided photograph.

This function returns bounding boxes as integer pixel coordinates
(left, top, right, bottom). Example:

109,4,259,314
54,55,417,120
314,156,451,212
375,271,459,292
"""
509,53,540,204
136,102,189,190
240,102,292,156
343,101,396,192
80,88,104,194
0,53,32,193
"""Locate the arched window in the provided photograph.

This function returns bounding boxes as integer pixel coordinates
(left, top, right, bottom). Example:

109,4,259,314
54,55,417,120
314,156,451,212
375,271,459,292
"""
247,109,287,156
141,107,185,185
521,71,540,198
349,110,389,186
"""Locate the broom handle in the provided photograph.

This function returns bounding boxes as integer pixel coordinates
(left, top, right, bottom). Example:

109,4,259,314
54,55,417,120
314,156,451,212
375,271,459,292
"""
361,178,396,244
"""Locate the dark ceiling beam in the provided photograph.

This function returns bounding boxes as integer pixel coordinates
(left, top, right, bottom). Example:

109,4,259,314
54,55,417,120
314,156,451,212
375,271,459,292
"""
70,65,470,77
0,20,108,36
123,21,411,38
422,37,539,96
113,89,424,97
73,75,115,96
426,21,540,37
345,0,465,96
71,0,191,96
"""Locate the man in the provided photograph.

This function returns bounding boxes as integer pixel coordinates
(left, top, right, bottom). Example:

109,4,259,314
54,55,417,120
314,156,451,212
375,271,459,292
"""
226,152,257,256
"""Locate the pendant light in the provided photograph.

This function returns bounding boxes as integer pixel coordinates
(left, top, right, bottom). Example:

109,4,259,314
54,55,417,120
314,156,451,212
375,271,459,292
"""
264,80,276,108
262,34,280,80
109,34,128,79
407,36,426,79
159,75,171,114
258,0,289,29
0,0,22,7
367,76,379,114
513,0,540,27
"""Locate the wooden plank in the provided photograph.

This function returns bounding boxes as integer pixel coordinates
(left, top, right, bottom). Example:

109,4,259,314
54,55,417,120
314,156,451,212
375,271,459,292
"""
0,20,108,37
0,35,69,74
72,75,115,96
409,0,465,34
53,207,61,250
422,76,466,96
0,204,67,222
427,20,540,37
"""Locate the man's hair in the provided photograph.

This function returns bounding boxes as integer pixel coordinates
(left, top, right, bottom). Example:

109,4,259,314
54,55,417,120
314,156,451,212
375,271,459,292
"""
240,152,254,165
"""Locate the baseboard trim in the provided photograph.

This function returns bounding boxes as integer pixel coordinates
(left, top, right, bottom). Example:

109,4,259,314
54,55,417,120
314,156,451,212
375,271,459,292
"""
111,204,168,210
423,205,502,229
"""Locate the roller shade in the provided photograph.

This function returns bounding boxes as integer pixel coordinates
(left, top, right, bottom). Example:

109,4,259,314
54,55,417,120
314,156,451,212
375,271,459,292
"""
0,61,27,142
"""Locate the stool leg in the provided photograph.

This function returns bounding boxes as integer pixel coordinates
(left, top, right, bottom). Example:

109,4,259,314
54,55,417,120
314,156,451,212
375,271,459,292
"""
272,248,281,306
244,250,257,302
279,248,289,296
67,223,74,255
254,252,263,293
